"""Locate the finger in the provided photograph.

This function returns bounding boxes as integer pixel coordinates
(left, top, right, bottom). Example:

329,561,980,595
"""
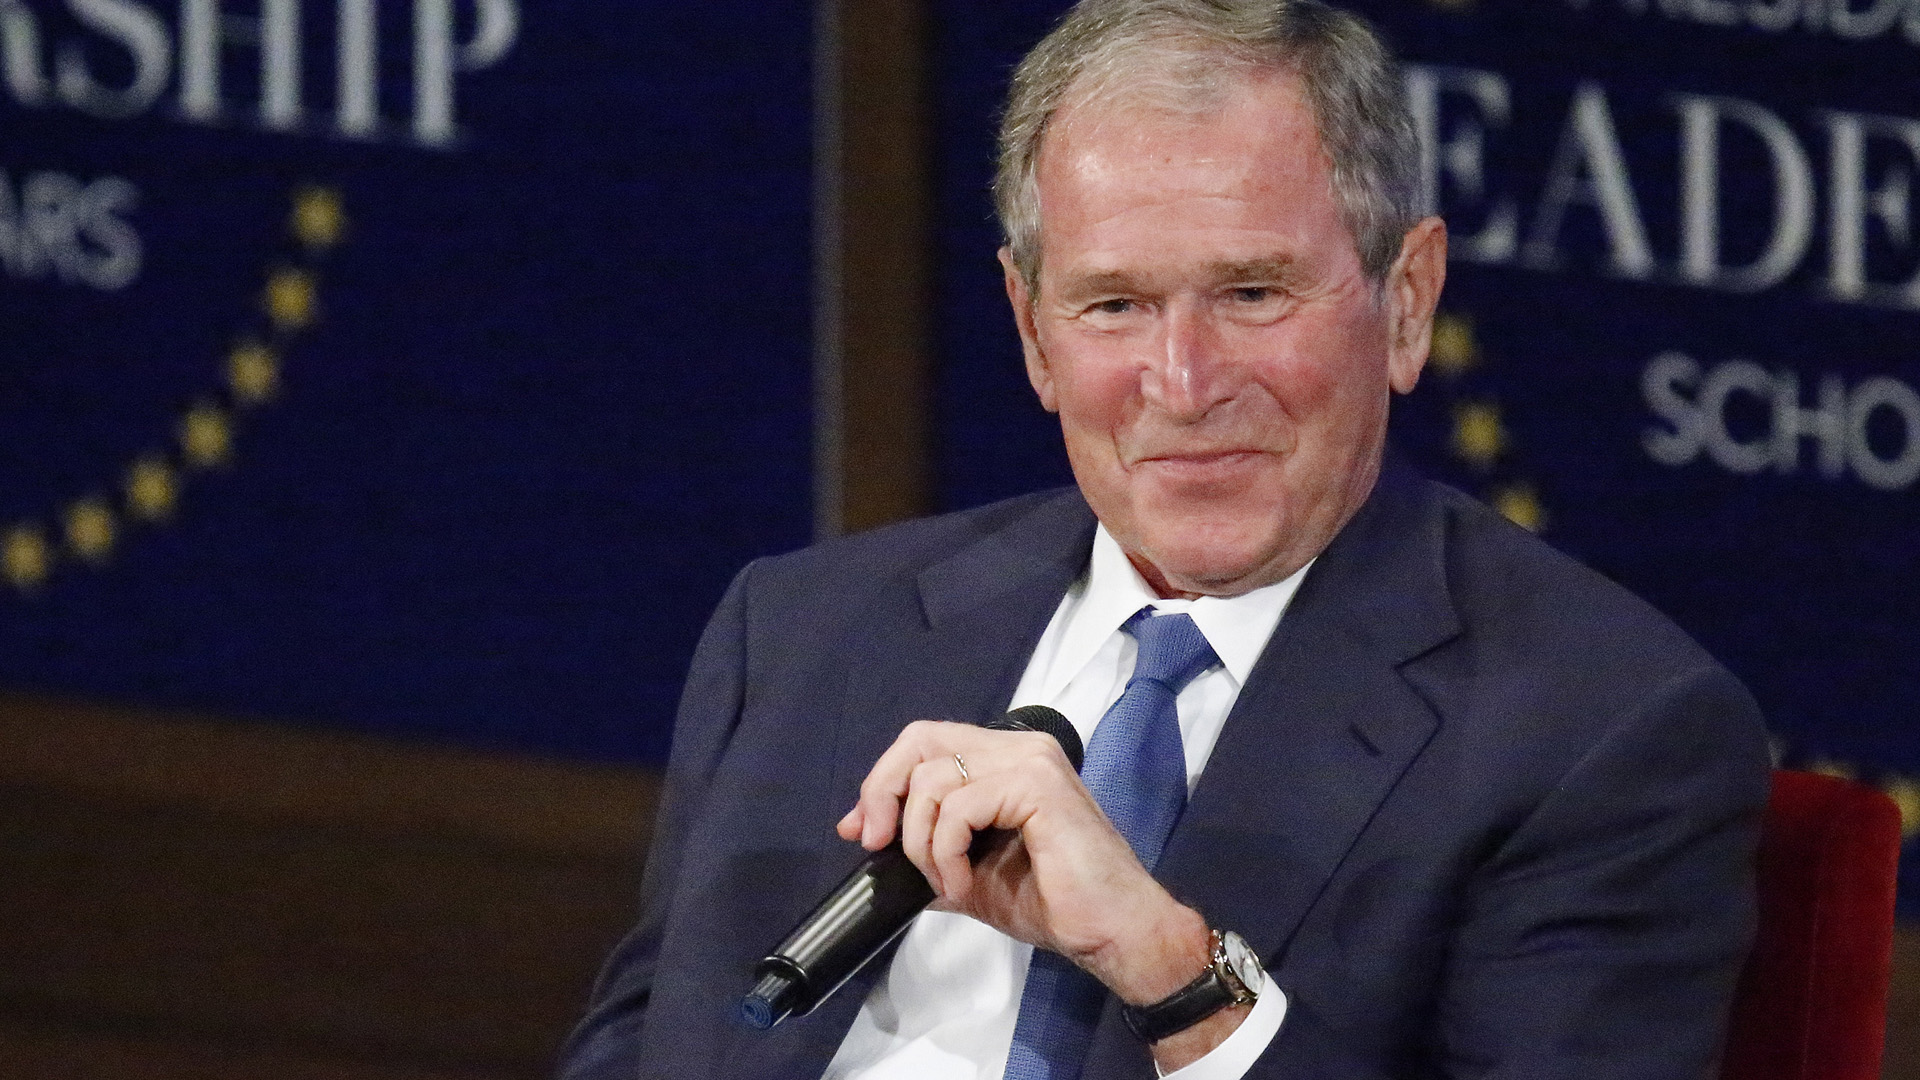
929,782,999,903
854,773,904,850
903,754,978,894
854,722,939,849
836,804,863,841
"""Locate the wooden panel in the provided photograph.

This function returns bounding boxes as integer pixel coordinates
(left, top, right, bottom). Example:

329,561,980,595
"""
0,1027,503,1080
0,691,656,858
835,0,934,534
0,693,660,1079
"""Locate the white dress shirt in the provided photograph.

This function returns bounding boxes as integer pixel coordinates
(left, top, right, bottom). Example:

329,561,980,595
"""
823,525,1310,1079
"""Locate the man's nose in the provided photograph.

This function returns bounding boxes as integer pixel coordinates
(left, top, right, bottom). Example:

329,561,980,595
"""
1142,303,1237,420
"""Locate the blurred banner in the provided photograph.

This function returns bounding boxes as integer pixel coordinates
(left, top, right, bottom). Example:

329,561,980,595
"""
932,2,1920,903
9,0,1918,903
0,1,814,763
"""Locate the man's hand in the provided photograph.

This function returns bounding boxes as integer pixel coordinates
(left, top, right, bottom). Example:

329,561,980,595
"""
836,720,1243,1069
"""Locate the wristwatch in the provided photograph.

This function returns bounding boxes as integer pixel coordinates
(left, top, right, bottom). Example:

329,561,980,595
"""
1120,928,1265,1043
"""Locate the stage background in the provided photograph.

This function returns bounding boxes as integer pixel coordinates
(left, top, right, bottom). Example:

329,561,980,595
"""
3,0,1916,906
4,2,1920,1077
0,0,816,764
10,0,1912,838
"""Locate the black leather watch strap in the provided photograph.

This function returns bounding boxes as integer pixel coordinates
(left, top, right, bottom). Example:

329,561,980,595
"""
1119,930,1258,1043
1121,967,1233,1043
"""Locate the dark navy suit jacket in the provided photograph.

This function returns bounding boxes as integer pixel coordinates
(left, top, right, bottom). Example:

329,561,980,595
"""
559,463,1771,1080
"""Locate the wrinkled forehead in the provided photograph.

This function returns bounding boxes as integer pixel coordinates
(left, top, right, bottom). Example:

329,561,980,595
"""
1034,66,1330,211
1035,56,1324,181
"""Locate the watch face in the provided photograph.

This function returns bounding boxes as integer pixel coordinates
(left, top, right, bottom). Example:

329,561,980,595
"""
1219,931,1264,997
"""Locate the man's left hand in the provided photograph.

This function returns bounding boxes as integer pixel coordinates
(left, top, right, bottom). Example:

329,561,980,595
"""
836,720,1246,1069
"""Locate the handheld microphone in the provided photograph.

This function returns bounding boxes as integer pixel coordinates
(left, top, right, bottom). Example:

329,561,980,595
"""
738,704,1084,1030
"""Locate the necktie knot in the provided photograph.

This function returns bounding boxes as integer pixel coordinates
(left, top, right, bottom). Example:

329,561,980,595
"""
1123,608,1219,697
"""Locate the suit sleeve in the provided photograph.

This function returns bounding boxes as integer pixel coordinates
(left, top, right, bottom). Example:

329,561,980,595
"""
1433,663,1768,1080
1266,662,1770,1080
554,559,758,1080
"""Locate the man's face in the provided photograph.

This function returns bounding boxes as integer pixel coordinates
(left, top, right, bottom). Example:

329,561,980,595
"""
1004,69,1445,598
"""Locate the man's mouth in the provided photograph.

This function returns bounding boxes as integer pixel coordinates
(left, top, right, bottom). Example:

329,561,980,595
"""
1132,449,1268,483
1137,448,1263,466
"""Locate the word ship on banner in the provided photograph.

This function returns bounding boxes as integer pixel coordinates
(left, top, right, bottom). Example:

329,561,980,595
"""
0,0,518,147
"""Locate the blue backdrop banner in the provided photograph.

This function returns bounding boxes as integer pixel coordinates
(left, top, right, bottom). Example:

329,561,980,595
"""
930,0,1920,906
0,1,815,763
7,0,1918,908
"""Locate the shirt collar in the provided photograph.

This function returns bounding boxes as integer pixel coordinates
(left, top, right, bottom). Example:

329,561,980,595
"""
1036,524,1311,701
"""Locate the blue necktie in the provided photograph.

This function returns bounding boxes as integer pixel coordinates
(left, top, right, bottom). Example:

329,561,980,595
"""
1003,608,1220,1080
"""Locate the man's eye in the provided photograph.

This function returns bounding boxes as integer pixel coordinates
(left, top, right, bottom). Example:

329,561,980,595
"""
1093,298,1134,315
1233,287,1271,303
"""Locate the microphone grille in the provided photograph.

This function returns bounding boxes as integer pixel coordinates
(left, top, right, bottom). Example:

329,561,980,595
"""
990,705,1085,772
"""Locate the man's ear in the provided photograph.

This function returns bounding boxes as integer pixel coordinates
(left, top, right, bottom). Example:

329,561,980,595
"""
1384,217,1448,395
1000,247,1058,413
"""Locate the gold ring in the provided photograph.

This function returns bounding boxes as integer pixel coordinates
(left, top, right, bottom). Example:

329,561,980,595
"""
953,753,970,784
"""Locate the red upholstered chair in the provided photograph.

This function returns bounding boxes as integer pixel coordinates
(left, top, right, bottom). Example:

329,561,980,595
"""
1720,770,1903,1080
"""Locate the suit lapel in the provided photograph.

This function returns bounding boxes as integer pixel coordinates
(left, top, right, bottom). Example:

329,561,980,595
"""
1077,465,1465,1076
764,491,1098,1072
828,490,1098,818
1152,462,1462,964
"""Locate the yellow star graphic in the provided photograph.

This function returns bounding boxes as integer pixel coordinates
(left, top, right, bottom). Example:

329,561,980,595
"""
1882,776,1920,839
4,525,50,590
266,268,317,330
1429,313,1479,378
292,186,346,250
181,403,233,468
229,341,280,406
125,457,178,521
1492,484,1546,533
65,498,116,563
1451,400,1506,469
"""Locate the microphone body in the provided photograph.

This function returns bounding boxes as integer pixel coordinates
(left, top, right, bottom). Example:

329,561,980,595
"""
739,705,1084,1029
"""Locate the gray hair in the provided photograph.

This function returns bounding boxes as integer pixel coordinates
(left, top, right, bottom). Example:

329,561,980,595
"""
994,0,1420,296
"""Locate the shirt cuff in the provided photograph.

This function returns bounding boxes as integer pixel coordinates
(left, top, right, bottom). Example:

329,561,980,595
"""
1155,971,1287,1080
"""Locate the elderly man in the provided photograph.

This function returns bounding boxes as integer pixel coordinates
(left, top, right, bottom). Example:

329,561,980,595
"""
559,1,1770,1077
